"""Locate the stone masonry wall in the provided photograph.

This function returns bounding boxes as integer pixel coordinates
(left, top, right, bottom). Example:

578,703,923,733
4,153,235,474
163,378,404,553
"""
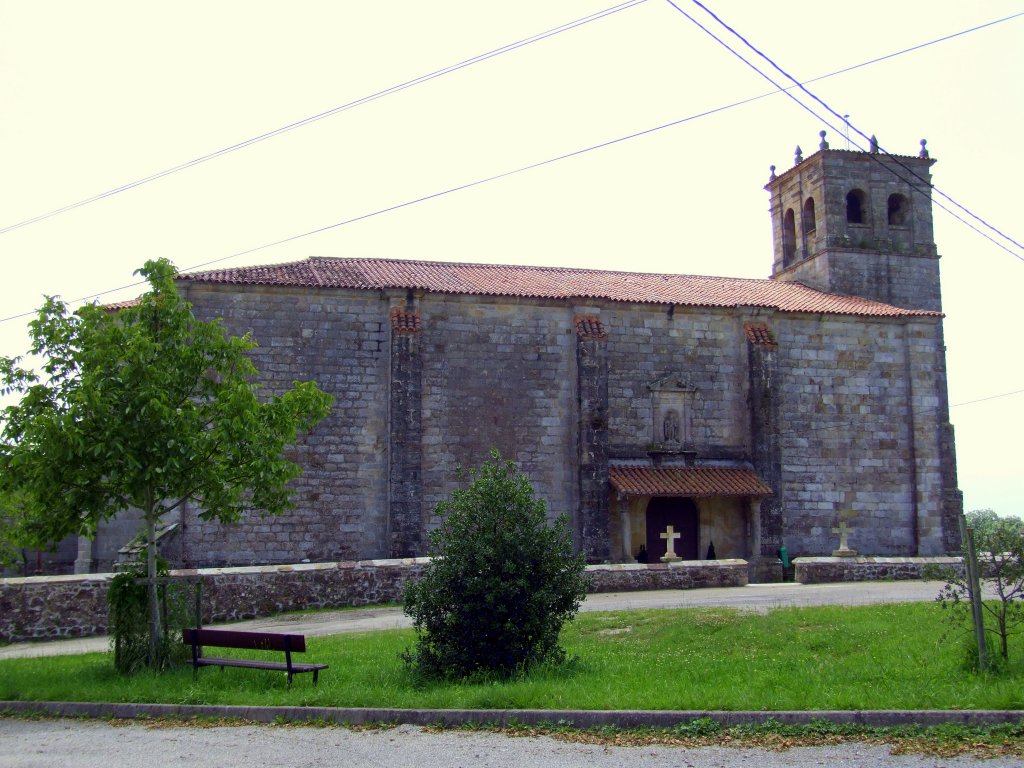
70,281,954,571
904,319,962,555
417,295,578,529
388,304,424,558
769,150,940,313
575,314,610,561
0,559,748,643
178,284,391,565
774,314,928,557
746,318,783,569
793,556,963,584
604,305,749,455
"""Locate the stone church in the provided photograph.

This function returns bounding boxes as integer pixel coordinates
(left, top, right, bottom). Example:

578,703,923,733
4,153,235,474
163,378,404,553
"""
72,140,964,581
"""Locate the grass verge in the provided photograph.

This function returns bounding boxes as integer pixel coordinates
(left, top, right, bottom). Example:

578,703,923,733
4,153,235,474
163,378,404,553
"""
0,602,1022,712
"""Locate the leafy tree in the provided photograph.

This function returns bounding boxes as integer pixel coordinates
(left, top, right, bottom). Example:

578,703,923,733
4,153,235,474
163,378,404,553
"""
963,509,1011,543
0,488,43,574
0,259,332,667
935,510,1024,665
403,450,587,680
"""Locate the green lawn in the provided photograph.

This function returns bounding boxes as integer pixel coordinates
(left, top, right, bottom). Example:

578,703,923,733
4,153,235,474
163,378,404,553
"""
1,602,1022,711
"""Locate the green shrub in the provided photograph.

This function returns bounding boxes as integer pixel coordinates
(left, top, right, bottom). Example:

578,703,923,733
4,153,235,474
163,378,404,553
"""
108,558,194,673
402,450,587,680
934,509,1024,668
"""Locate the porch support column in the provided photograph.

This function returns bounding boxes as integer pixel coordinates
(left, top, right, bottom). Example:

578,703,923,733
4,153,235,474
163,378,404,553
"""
618,493,632,561
73,535,93,574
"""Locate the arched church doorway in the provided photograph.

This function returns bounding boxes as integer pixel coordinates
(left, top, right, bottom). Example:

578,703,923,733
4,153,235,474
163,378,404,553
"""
645,497,699,561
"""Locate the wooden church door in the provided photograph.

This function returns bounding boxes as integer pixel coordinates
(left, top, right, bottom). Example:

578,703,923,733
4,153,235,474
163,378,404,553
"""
645,497,699,560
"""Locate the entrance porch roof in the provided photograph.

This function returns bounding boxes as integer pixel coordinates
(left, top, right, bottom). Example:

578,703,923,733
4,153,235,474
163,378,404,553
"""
609,466,772,498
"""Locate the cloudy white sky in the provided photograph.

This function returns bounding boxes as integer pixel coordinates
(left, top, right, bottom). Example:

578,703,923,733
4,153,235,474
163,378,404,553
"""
1,1,1022,515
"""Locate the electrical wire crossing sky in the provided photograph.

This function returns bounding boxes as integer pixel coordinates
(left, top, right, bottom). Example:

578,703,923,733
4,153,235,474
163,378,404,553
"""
0,1,1022,515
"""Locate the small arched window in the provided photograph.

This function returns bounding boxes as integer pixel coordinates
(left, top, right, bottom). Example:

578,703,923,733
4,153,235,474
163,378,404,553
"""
782,208,796,267
887,193,908,225
846,189,866,224
802,197,816,235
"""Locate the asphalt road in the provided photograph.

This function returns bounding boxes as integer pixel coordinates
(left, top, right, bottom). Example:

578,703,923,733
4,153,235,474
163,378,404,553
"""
0,580,948,660
2,718,1022,768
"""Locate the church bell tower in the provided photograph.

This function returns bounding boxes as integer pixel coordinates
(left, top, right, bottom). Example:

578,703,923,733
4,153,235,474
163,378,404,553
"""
765,132,940,311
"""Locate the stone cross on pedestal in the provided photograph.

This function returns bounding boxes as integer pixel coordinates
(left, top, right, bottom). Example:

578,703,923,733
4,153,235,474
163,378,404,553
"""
831,519,857,557
660,525,682,562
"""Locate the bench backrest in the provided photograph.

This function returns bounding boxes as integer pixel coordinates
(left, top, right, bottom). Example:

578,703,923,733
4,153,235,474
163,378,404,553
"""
183,628,307,653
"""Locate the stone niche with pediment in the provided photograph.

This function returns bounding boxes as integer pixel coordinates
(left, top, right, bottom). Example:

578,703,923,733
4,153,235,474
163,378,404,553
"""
648,374,697,448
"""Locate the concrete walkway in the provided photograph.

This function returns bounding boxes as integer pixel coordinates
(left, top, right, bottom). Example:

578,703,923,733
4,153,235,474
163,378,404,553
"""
0,580,945,661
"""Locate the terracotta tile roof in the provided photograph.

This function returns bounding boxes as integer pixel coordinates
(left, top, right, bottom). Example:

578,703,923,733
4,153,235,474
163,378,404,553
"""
102,298,141,312
574,314,607,340
609,465,773,498
179,257,940,318
390,307,421,335
744,323,777,347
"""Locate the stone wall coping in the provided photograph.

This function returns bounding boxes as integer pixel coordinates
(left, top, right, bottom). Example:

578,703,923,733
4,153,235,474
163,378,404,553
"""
3,556,754,586
6,556,961,588
586,559,747,572
0,572,112,587
792,556,962,565
1,557,435,586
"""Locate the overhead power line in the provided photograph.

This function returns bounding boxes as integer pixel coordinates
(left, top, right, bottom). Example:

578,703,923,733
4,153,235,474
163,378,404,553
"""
772,388,1024,440
0,0,649,238
952,389,1024,408
687,0,1024,255
0,11,1019,326
671,0,1024,262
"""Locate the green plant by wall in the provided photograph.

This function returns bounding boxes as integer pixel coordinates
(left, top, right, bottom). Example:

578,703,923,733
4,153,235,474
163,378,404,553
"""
932,509,1024,670
107,557,195,673
402,450,587,680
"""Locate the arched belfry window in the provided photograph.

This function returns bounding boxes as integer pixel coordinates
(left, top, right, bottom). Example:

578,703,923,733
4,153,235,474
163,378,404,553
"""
782,208,796,266
887,193,908,225
846,189,866,224
802,197,816,235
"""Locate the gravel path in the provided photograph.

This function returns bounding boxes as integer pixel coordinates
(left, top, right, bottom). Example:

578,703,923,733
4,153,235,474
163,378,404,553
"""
2,718,1021,768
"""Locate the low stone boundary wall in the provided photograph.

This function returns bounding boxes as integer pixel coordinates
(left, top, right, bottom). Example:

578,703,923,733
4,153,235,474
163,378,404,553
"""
0,558,749,643
793,556,963,584
585,559,748,592
0,558,428,644
0,574,110,644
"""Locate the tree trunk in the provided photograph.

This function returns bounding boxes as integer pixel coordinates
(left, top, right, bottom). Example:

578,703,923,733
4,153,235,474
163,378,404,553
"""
999,611,1009,660
145,492,162,668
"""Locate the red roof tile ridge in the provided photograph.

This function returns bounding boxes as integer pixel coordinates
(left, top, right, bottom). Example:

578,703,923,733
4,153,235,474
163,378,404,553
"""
182,256,308,280
177,256,943,318
306,255,727,281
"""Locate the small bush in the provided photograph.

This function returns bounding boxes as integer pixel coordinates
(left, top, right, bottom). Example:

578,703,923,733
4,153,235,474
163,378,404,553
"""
108,558,194,673
934,509,1024,668
402,450,587,680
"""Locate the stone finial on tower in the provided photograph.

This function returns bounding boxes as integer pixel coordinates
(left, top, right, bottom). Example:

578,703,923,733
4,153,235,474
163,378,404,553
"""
794,146,803,164
919,139,929,159
869,135,879,153
819,130,829,150
768,164,777,182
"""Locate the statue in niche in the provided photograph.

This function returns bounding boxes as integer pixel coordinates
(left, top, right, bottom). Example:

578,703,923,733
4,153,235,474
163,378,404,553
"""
662,409,681,444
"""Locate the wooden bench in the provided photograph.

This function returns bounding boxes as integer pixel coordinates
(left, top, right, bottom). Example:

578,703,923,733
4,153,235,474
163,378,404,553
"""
183,628,328,686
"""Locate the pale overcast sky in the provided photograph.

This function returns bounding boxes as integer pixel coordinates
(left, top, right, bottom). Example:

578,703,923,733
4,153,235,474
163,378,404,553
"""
1,1,1022,516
